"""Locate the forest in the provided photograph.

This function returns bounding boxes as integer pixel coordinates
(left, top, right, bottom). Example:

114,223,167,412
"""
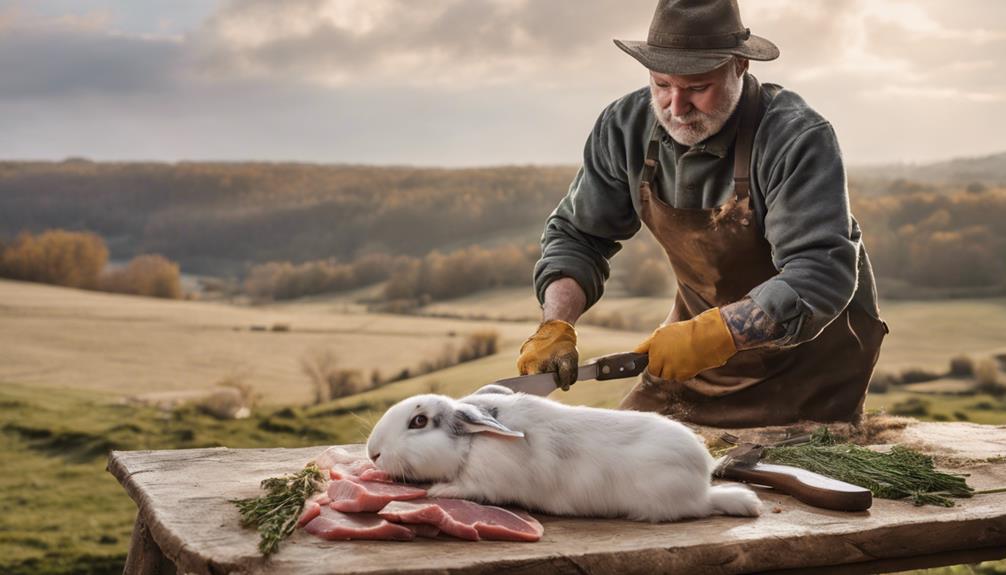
1,157,1005,301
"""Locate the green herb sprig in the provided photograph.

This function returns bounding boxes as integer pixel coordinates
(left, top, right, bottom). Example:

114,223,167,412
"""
232,463,326,555
764,428,974,507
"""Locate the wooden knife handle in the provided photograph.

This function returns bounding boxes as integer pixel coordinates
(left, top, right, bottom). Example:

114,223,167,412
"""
720,462,873,512
594,352,649,381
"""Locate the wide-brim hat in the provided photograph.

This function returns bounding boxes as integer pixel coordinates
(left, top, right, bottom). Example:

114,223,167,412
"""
614,0,779,76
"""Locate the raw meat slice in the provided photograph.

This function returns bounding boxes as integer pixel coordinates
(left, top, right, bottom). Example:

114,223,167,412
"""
298,491,332,527
298,499,322,527
313,446,398,483
328,478,427,512
329,461,379,480
378,498,543,542
304,507,414,541
358,468,395,483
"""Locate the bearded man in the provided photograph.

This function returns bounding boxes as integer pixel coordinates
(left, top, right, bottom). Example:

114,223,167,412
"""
517,0,887,427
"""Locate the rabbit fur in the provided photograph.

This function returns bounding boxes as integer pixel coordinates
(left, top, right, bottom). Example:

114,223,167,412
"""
365,385,760,521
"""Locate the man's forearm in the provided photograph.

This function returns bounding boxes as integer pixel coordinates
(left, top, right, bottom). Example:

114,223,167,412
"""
541,277,587,324
720,297,785,350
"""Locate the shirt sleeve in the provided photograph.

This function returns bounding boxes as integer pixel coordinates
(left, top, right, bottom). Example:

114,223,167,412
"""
533,105,641,310
748,121,860,346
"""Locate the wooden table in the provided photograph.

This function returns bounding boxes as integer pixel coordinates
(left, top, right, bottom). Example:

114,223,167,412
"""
108,422,1006,575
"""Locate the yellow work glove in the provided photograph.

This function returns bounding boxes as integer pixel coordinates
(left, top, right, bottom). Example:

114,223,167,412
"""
516,319,579,390
634,307,737,381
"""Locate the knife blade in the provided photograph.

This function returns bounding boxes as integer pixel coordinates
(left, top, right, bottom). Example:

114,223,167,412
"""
494,352,649,396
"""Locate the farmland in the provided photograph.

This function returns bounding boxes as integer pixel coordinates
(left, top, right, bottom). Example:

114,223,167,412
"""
2,276,1006,574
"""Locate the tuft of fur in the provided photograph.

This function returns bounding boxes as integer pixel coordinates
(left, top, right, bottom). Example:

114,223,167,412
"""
366,386,761,522
708,484,762,517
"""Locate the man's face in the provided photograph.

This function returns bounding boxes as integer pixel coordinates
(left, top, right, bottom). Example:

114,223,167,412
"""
649,59,747,147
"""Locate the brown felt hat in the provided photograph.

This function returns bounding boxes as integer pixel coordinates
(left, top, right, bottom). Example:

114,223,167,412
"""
614,0,779,75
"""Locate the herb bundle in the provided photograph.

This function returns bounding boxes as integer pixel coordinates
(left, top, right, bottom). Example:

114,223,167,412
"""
232,463,326,555
764,428,974,507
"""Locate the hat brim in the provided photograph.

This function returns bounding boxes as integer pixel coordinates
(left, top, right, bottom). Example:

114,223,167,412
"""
613,34,779,75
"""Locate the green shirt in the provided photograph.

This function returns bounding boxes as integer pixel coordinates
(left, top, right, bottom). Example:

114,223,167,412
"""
533,75,882,346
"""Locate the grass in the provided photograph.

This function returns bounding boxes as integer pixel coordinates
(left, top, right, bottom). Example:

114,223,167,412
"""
0,382,375,575
5,378,1005,575
867,389,1006,425
0,278,542,405
3,279,1006,573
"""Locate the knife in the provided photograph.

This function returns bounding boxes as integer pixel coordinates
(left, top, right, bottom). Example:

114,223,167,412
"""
494,352,649,396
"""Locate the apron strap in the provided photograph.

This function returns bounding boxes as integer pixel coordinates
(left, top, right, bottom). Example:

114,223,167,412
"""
640,120,663,188
733,74,766,202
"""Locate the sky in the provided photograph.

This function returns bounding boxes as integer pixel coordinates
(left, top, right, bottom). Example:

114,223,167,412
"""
0,0,1003,167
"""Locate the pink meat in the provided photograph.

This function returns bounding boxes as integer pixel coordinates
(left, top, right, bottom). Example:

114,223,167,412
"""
378,498,543,542
298,499,322,527
358,468,395,483
328,478,427,512
312,446,398,483
297,491,332,527
304,507,414,541
329,461,378,480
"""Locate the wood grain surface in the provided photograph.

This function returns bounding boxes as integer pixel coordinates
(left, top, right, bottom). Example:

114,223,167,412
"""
107,423,1006,575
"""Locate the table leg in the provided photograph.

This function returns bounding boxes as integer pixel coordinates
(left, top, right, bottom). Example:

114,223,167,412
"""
123,514,176,575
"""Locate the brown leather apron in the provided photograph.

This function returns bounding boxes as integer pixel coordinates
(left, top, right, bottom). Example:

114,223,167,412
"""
618,76,887,427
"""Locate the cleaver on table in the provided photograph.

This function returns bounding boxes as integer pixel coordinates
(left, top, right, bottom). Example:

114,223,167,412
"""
494,352,649,396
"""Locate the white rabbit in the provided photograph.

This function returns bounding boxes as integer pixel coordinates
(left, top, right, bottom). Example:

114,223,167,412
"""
365,385,760,521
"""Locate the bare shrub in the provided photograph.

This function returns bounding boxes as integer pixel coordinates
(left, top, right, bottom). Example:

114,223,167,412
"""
948,355,975,378
974,358,1005,397
197,375,257,420
196,388,245,420
899,367,941,384
868,370,899,394
888,398,930,417
300,349,363,404
383,244,537,302
243,252,411,301
217,373,259,410
99,254,182,299
458,330,499,363
0,229,108,289
382,330,501,386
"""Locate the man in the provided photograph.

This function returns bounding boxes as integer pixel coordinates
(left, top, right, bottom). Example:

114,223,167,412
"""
517,0,887,427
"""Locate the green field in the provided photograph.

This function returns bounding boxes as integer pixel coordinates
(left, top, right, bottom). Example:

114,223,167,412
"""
0,382,381,575
3,279,1006,573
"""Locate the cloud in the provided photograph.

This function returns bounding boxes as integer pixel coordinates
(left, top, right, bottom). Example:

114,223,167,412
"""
0,0,1003,165
190,0,654,87
0,9,183,100
745,0,1006,102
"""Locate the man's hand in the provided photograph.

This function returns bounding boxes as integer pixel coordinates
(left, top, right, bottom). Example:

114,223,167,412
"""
634,307,737,381
516,320,579,390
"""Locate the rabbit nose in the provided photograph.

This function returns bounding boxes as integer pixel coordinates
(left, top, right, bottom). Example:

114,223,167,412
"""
370,452,380,462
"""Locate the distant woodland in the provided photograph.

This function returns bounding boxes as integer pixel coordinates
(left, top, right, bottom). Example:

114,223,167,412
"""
1,156,1005,302
0,161,574,275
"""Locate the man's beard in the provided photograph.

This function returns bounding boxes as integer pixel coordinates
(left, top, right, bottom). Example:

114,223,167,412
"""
651,74,744,147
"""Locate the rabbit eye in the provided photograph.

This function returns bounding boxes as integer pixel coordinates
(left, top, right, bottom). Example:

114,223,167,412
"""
408,414,428,429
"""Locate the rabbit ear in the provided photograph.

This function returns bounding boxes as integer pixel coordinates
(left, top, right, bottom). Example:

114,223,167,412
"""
453,404,524,438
